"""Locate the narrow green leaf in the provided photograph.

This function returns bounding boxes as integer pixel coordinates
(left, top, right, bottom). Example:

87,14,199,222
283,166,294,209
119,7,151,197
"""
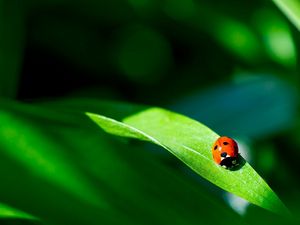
272,0,300,31
87,107,289,215
53,124,244,225
0,100,243,225
0,203,37,220
171,75,297,139
0,0,24,98
0,110,108,209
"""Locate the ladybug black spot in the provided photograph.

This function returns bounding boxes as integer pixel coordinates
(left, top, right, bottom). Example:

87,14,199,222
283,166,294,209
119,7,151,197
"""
223,142,229,145
214,145,218,150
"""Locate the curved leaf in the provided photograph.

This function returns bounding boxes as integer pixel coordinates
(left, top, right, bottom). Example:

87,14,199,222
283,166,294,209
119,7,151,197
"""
0,203,36,220
170,75,297,139
0,0,24,98
272,0,300,31
0,111,108,209
87,107,289,215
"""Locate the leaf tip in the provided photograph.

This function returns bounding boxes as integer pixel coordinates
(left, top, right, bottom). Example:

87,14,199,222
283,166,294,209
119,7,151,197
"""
85,112,99,121
85,111,94,117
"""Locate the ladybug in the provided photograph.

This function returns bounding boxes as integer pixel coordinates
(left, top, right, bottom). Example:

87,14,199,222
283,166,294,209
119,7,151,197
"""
212,136,239,169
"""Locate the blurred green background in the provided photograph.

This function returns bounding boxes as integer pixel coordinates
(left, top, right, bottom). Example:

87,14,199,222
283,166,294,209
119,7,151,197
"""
1,0,300,224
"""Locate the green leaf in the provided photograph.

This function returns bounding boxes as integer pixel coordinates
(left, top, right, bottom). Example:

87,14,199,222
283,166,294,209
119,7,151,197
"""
171,75,297,139
0,110,108,209
52,123,243,225
0,107,130,225
87,107,289,215
272,0,300,31
0,203,37,220
0,100,243,225
0,0,25,98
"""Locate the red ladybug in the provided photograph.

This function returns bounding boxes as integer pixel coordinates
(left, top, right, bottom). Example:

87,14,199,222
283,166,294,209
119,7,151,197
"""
212,136,239,169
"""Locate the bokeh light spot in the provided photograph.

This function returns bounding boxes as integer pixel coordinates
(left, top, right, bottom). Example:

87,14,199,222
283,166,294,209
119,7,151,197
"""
254,8,296,67
116,25,172,84
214,19,261,62
164,0,197,21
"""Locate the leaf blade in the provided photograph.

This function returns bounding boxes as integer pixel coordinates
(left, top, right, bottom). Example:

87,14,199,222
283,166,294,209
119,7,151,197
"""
272,0,300,31
87,107,288,215
0,203,37,220
0,0,25,98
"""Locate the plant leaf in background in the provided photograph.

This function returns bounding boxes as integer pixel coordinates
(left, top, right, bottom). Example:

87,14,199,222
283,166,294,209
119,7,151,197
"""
170,75,297,139
49,121,243,225
87,108,289,216
0,111,107,209
253,8,296,68
0,101,244,225
0,108,126,225
0,0,25,98
0,203,36,220
272,0,300,31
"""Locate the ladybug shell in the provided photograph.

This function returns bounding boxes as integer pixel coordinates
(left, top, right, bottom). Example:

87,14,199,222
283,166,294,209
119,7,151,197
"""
212,136,238,165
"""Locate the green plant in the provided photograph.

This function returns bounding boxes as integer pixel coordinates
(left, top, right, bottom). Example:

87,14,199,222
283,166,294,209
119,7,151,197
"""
273,0,300,31
87,107,288,215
